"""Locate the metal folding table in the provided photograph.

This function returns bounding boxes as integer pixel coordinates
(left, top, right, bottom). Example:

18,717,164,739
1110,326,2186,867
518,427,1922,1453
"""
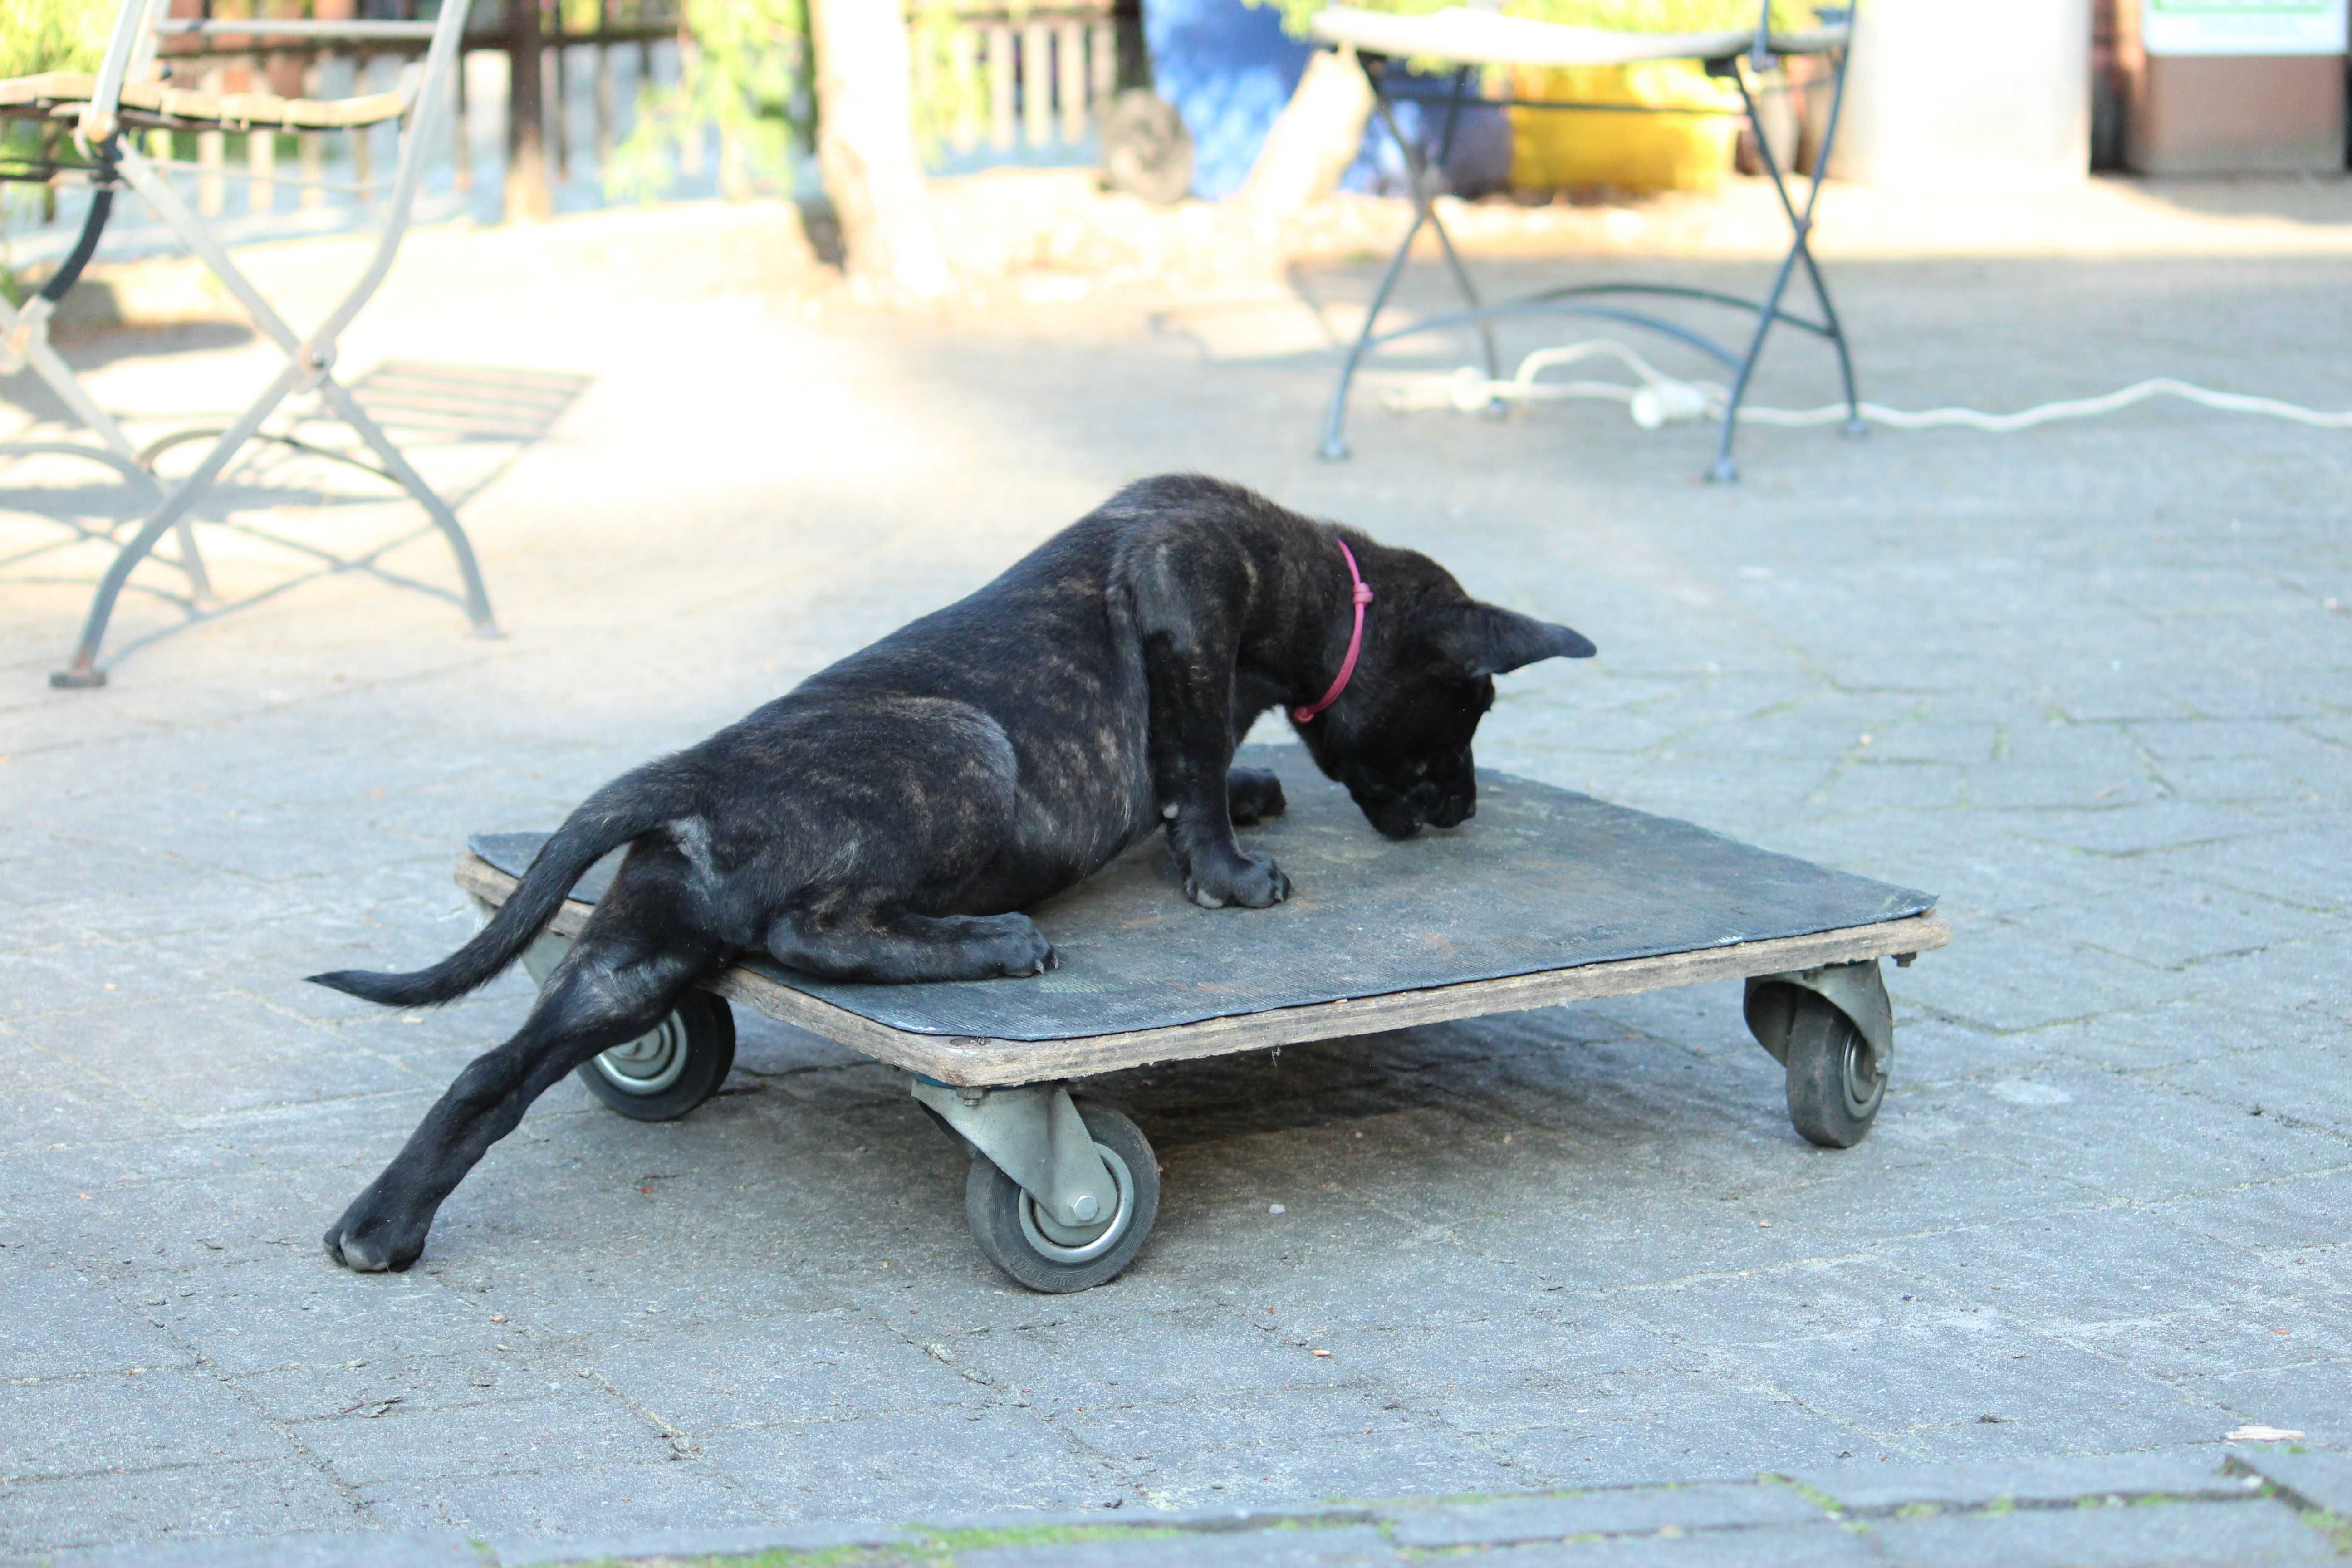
1306,1,1866,480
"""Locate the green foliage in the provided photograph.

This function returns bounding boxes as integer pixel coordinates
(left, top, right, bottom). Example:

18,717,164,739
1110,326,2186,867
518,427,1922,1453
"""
913,1524,1185,1552
0,0,109,79
1,0,112,248
562,1548,928,1568
906,0,986,162
604,0,983,203
2302,1509,2352,1554
1770,1478,1847,1516
1249,0,1812,39
606,0,812,201
564,1520,1195,1567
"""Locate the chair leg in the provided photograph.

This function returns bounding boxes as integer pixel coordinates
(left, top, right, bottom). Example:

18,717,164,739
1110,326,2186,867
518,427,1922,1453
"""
171,516,216,601
45,1,487,685
119,151,494,635
1319,73,1497,461
1318,205,1426,461
1796,242,1863,436
1319,83,1427,461
52,363,304,688
1425,216,1499,388
1797,46,1866,436
1707,241,1802,484
314,377,499,637
1710,68,1810,484
1425,69,1499,384
6,302,217,602
18,334,147,473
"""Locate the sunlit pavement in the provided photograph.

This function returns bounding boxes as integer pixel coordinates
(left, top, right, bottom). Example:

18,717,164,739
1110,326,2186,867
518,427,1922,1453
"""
1,192,2347,1561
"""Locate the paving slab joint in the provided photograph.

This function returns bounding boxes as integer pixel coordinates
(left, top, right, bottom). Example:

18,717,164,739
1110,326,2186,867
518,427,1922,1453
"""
907,1505,1377,1539
1156,1506,1381,1534
2225,1448,2352,1522
1761,1474,1847,1516
1771,1470,2270,1523
1380,1479,1826,1549
883,1507,1383,1561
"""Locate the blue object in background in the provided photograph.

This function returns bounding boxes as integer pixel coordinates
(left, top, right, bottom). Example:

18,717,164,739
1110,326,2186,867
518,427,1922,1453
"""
1142,0,1511,200
1356,91,1514,199
1143,0,1317,198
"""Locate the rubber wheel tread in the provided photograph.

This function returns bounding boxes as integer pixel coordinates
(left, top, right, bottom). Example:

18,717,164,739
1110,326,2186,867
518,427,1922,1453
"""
1784,991,1885,1149
574,992,736,1122
966,1099,1158,1293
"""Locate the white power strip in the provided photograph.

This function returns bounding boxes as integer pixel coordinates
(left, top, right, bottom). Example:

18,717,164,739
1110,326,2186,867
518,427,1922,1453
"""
1387,340,2352,433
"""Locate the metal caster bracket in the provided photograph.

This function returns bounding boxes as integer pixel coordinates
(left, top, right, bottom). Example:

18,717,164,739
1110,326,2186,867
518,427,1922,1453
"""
911,1078,1120,1233
1745,958,1893,1079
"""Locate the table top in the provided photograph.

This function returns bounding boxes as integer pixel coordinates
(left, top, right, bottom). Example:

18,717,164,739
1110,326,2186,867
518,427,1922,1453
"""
1307,5,1848,67
470,744,1933,1047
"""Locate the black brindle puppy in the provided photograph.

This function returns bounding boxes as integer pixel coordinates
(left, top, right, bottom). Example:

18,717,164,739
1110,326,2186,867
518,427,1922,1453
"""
312,474,1594,1271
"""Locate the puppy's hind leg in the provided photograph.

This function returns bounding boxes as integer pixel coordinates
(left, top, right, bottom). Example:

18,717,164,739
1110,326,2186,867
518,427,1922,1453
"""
767,907,1054,983
756,698,1057,984
325,913,721,1272
1227,766,1288,826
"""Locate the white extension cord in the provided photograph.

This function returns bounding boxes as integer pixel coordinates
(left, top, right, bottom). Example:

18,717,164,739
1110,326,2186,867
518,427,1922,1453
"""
1387,339,2352,433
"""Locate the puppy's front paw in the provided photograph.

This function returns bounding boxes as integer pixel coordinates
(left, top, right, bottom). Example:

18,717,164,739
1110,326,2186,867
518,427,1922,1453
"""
1183,847,1292,910
1227,766,1288,826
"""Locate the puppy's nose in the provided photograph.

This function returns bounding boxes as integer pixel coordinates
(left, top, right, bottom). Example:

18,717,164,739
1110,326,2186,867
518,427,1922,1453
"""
1428,794,1475,829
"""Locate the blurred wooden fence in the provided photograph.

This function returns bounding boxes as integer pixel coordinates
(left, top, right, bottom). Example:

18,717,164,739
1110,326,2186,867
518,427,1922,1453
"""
914,1,1123,157
15,0,1136,238
130,0,684,222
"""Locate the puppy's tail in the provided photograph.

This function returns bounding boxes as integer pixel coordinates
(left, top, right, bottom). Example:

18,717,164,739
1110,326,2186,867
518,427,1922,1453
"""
309,764,691,1009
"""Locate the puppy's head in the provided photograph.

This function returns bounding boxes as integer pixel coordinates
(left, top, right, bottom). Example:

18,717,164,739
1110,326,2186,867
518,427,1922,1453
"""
1297,548,1593,839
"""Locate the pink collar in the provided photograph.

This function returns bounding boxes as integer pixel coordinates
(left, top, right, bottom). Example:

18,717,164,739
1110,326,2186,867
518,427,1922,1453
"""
1292,539,1375,724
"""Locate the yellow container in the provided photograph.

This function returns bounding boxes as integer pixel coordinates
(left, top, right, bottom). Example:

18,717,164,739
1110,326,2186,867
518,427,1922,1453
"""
1507,60,1742,192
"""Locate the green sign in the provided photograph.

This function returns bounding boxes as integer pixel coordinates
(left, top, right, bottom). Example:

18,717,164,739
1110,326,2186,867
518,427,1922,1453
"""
2143,0,2347,54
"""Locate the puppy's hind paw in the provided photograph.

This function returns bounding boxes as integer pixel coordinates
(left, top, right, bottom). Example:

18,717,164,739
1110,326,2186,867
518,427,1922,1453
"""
323,1191,429,1274
325,1225,413,1274
1227,766,1289,827
987,916,1056,978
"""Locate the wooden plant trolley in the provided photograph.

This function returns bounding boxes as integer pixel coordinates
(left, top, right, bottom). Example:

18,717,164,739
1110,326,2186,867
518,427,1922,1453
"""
457,746,1948,1291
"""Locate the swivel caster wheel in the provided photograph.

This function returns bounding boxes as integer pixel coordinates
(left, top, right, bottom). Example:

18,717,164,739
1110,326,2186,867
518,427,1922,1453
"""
1783,990,1885,1149
965,1099,1158,1293
575,991,736,1122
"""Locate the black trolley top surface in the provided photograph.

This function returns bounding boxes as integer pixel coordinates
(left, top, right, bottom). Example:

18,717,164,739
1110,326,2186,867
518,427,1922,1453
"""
467,745,1938,1057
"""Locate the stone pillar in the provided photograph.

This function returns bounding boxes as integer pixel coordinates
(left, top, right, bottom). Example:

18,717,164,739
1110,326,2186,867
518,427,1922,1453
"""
1832,0,2095,186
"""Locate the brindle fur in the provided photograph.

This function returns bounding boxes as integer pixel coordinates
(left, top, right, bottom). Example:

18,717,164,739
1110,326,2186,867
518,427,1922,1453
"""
309,475,1594,1271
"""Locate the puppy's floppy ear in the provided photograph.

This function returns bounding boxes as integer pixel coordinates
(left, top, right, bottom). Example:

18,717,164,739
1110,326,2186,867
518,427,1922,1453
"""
1427,603,1597,677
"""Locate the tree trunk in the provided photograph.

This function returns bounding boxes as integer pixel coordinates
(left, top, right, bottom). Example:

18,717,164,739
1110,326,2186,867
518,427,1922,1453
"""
1240,45,1374,217
806,0,951,299
504,0,552,223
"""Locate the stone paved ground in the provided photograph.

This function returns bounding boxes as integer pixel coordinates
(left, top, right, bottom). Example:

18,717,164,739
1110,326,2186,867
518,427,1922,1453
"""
38,1446,2352,1565
0,192,2347,1563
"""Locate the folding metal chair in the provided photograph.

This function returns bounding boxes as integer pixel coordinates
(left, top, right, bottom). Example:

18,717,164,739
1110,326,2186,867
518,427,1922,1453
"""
1307,0,1864,482
0,0,493,688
